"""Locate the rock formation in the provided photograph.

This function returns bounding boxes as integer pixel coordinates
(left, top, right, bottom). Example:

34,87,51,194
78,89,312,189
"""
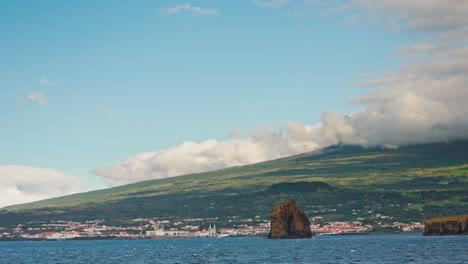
423,215,468,236
268,200,311,239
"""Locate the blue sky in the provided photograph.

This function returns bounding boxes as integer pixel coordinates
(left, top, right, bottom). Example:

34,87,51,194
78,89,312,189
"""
7,0,464,203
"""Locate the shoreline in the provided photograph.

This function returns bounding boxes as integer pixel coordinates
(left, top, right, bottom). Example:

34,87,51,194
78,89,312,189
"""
0,232,424,242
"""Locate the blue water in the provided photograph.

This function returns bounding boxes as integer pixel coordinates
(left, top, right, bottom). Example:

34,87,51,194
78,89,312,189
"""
0,235,466,264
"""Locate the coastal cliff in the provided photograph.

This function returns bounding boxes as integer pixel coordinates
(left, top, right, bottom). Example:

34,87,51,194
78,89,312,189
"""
268,200,311,239
423,215,468,236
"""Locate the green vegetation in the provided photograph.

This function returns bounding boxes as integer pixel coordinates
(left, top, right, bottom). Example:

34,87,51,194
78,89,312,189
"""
1,141,467,226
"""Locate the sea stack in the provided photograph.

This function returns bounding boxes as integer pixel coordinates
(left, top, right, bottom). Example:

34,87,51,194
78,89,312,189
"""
423,215,468,236
268,200,311,239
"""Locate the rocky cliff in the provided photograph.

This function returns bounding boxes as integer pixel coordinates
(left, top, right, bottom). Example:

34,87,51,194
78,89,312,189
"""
423,215,468,236
268,200,311,239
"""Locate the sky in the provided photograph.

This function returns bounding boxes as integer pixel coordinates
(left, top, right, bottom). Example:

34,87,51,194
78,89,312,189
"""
2,0,468,207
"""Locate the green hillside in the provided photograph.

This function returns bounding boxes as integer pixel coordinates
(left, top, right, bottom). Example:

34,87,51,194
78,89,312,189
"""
2,141,468,225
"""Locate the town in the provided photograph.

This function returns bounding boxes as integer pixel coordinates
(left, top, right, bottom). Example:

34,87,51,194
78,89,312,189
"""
0,214,424,241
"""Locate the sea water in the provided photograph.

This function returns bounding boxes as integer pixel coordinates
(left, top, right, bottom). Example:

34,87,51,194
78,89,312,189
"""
0,235,466,264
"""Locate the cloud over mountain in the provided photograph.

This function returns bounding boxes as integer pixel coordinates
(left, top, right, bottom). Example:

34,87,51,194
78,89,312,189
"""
0,166,88,208
93,123,321,186
93,0,468,187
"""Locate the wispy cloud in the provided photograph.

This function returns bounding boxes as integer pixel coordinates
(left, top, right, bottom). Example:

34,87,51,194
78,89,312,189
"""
161,4,219,16
27,93,47,105
332,0,468,41
253,0,290,8
39,77,61,86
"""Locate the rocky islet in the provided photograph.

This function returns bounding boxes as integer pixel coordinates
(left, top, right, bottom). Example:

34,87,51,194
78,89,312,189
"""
268,200,312,239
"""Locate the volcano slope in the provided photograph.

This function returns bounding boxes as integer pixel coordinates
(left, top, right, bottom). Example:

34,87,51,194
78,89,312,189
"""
1,141,467,226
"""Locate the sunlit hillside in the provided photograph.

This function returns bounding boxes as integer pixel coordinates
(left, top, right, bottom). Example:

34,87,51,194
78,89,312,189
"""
2,141,467,225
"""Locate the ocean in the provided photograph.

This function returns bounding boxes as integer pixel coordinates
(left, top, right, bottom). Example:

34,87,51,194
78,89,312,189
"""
0,235,466,263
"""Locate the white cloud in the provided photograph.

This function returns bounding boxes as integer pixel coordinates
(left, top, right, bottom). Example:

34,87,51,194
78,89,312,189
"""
27,93,47,105
93,0,468,187
93,122,321,186
39,77,61,86
253,0,290,8
161,4,219,16
0,166,88,208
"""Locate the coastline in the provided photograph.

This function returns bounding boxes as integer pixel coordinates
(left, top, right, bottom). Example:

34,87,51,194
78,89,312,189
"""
0,232,427,242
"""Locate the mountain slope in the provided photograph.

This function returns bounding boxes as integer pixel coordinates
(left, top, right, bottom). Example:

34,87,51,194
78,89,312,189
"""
2,141,468,224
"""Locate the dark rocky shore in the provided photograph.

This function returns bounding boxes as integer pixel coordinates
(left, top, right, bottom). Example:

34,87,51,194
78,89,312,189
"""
423,215,468,236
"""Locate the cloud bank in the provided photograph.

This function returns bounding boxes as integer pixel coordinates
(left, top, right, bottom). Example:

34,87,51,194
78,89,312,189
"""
93,123,322,186
94,0,468,187
0,166,88,208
